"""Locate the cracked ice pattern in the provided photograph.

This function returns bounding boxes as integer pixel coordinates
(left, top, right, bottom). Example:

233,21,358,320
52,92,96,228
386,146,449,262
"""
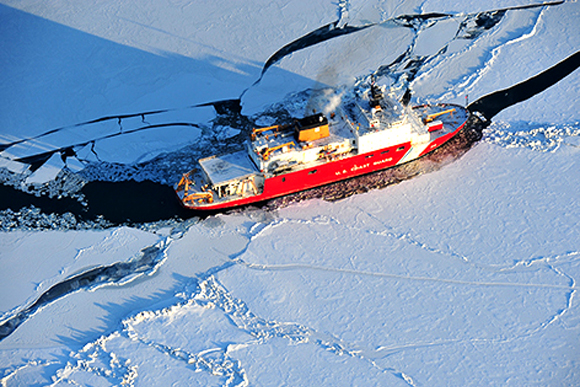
39,273,420,387
6,196,575,386
1,0,579,386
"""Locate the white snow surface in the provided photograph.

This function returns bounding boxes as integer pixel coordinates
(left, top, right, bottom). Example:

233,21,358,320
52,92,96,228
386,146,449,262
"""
1,0,579,386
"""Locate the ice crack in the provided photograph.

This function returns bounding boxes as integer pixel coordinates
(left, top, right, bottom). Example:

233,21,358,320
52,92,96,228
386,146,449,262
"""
0,236,172,342
541,262,577,329
189,276,417,385
192,276,311,344
50,332,138,386
143,340,248,387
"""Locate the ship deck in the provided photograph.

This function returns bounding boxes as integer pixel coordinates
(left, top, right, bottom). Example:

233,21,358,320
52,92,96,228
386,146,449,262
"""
199,151,259,185
413,104,470,132
251,118,354,151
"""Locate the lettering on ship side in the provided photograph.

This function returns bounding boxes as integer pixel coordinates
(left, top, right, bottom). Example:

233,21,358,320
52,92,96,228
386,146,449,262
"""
334,156,395,176
372,157,393,166
351,163,370,172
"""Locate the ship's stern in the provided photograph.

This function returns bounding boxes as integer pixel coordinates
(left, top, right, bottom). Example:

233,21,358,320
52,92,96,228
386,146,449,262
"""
174,168,215,209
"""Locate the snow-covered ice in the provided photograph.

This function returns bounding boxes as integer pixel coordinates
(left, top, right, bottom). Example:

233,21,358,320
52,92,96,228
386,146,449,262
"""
1,0,579,386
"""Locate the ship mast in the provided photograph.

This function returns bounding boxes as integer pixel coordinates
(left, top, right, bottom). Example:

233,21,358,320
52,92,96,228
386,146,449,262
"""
369,75,383,110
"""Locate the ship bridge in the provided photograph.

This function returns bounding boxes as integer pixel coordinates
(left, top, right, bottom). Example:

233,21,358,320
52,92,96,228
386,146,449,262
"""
340,91,425,154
